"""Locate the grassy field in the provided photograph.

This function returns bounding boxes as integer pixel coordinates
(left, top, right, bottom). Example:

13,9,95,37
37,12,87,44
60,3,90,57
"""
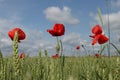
0,52,120,80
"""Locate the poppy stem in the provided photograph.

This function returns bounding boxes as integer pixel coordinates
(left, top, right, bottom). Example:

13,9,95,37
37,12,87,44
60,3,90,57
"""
60,40,63,56
56,37,60,54
92,45,95,54
56,37,59,44
82,45,88,56
99,44,107,56
56,37,63,56
100,45,103,55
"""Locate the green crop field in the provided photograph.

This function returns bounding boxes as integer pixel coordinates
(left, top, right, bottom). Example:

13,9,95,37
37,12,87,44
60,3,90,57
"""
0,52,120,80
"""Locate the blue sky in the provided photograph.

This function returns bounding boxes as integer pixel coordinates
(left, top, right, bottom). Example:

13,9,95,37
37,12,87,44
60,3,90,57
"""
0,0,120,56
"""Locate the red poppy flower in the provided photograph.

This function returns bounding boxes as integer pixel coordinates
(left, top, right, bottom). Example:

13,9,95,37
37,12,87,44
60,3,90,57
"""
92,25,102,35
8,28,26,42
102,54,106,57
47,23,65,37
95,53,99,58
76,45,80,50
19,53,25,59
52,54,59,59
90,24,108,45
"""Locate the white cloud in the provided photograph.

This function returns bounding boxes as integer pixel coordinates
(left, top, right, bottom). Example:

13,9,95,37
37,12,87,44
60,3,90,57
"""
111,0,120,8
44,6,80,25
62,33,81,46
62,33,92,48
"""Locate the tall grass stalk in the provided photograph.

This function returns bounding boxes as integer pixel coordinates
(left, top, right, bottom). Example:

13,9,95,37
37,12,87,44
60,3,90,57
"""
97,8,103,25
110,43,120,55
13,32,20,79
0,50,5,80
106,0,111,57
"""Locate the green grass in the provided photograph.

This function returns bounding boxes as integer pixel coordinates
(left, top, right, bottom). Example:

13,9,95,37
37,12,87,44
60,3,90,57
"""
0,56,120,80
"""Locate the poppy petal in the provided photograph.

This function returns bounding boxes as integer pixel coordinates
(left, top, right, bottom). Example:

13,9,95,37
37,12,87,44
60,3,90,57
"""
52,54,59,59
8,28,26,42
19,53,24,59
98,34,109,44
76,45,80,50
47,23,65,37
47,29,56,36
95,53,99,58
92,25,102,35
53,23,65,36
8,31,13,40
92,34,101,45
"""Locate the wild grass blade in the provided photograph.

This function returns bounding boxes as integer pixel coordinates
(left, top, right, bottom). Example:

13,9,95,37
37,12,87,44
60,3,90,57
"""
97,8,103,25
110,43,120,55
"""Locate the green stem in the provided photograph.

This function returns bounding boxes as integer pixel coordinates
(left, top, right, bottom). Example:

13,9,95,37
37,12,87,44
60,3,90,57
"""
60,40,63,56
92,45,95,54
56,37,59,44
106,0,111,57
99,45,106,56
82,45,87,55
56,37,60,54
